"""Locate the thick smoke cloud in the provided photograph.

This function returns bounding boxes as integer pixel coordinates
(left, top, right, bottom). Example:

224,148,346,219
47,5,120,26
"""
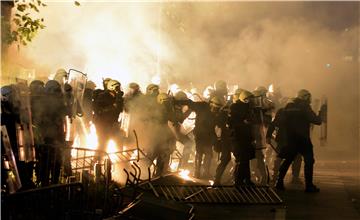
9,1,360,155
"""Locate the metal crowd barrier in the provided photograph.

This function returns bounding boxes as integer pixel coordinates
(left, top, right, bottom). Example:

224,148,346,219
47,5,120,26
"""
2,183,91,220
149,185,283,204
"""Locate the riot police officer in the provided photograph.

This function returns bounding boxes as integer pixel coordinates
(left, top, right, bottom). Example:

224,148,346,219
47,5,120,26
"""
40,80,67,185
174,97,217,178
147,93,177,176
93,79,124,153
275,89,324,192
212,96,232,185
229,90,256,185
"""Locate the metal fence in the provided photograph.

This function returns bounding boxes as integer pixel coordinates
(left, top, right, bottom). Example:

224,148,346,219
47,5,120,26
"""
2,183,94,220
148,185,283,204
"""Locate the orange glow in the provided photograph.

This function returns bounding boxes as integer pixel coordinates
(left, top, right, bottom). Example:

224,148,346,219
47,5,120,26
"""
179,169,191,180
86,122,98,150
107,140,118,163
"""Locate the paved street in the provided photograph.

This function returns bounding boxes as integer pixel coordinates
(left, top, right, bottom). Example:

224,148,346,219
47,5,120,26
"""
194,159,360,220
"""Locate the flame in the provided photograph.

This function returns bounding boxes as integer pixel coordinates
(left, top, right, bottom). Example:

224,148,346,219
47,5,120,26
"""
107,140,119,163
179,169,191,180
268,84,274,93
86,122,98,150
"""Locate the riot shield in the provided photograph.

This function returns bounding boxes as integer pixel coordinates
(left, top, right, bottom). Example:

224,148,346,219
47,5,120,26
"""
14,78,36,162
67,69,87,118
2,125,22,193
119,110,131,137
320,96,328,146
65,69,87,142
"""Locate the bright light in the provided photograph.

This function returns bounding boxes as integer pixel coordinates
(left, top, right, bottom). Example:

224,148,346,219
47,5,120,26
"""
170,161,179,172
107,140,118,163
209,180,214,186
151,75,161,85
179,169,191,180
203,86,214,99
169,83,180,94
268,84,274,93
182,112,196,134
86,122,98,150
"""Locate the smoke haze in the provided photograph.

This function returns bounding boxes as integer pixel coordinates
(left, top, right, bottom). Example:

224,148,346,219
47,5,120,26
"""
4,1,360,155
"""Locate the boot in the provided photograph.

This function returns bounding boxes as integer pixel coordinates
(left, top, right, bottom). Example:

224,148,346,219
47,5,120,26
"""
305,184,320,193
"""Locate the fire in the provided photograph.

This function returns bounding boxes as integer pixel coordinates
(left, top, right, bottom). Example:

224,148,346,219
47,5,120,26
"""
179,169,191,180
106,140,119,163
86,122,98,150
71,121,98,158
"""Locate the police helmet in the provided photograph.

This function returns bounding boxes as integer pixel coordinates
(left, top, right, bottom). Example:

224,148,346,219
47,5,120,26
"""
54,68,68,84
29,80,45,94
174,91,188,101
239,90,254,103
103,78,112,90
157,92,170,104
146,84,160,96
107,80,121,92
45,80,62,94
1,85,13,102
296,89,311,103
254,86,267,96
210,96,225,108
85,81,96,90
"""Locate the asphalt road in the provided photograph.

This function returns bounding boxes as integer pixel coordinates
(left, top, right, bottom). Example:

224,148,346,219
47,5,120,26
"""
193,160,360,220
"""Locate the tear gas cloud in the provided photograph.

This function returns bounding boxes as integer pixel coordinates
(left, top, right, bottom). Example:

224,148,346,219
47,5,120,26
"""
7,1,360,155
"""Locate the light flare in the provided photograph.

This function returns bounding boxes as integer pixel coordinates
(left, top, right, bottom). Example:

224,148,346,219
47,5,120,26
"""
169,83,180,95
203,86,214,99
86,122,98,150
106,140,118,163
151,75,161,85
268,84,274,93
179,169,191,180
170,161,180,172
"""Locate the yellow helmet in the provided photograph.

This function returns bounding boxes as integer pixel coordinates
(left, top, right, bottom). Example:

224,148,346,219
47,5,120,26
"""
106,80,121,92
210,96,225,108
103,78,112,89
146,84,160,96
157,92,171,104
214,80,228,93
232,88,244,101
239,90,254,103
254,86,267,96
54,68,68,84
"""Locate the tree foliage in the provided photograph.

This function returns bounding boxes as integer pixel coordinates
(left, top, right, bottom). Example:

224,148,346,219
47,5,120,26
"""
3,0,47,47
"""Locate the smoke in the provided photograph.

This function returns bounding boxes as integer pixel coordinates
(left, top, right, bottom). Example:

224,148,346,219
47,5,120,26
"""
9,1,360,154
